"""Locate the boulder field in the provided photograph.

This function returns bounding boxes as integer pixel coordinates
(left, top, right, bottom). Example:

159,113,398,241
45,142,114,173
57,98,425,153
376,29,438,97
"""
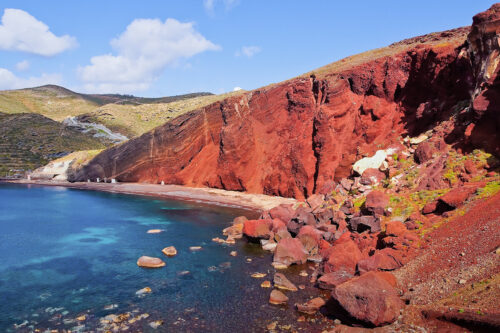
72,4,499,201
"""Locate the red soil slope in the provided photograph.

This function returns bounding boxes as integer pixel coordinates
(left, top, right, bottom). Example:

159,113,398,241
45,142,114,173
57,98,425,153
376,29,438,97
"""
73,4,500,199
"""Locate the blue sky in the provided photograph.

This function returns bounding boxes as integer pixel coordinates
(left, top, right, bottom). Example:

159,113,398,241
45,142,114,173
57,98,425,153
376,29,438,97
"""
0,0,496,97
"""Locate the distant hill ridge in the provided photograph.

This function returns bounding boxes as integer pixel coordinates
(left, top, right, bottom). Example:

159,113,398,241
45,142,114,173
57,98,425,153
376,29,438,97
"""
19,84,214,106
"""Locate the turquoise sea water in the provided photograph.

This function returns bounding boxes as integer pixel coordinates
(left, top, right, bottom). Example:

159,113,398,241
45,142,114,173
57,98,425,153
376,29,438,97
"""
0,184,328,332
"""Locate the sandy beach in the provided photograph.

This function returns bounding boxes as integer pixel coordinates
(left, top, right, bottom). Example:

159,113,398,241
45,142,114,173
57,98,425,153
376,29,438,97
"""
2,180,296,212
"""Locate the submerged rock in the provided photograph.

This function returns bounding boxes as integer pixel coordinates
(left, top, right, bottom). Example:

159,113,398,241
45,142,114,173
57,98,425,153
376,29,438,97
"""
137,256,165,268
162,246,177,257
269,289,288,305
147,229,164,234
295,297,326,314
273,272,298,291
136,287,152,296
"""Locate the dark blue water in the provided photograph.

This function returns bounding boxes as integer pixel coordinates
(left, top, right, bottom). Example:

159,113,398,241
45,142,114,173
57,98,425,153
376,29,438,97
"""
0,184,329,332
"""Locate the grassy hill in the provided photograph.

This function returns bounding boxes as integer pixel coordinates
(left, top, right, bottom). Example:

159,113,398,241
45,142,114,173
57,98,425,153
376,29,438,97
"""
77,91,243,137
0,85,242,137
0,85,215,122
0,112,109,175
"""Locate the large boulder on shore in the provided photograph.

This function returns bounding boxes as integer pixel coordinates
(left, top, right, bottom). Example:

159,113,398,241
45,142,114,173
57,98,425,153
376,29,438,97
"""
268,204,296,223
356,248,404,274
324,238,363,275
317,271,353,290
243,219,273,240
297,225,322,254
331,271,403,326
273,238,307,267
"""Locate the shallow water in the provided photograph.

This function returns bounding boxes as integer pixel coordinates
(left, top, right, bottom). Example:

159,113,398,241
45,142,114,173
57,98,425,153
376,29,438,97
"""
0,184,332,332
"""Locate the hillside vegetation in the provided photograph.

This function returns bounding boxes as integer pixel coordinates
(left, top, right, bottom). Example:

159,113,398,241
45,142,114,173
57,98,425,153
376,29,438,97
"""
0,85,243,175
0,113,108,175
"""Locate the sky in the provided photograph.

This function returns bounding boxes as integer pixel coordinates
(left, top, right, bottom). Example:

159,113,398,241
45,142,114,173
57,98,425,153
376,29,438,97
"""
0,0,496,97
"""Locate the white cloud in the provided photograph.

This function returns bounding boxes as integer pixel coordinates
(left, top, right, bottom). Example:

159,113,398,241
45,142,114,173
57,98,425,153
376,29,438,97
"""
0,8,77,56
203,0,239,15
15,60,30,71
233,86,242,91
0,67,62,90
78,18,220,94
235,45,261,58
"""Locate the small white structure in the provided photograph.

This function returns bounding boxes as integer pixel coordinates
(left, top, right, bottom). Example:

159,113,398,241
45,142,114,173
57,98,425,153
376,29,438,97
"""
96,178,100,183
87,179,90,183
161,181,165,185
111,178,117,183
27,175,31,181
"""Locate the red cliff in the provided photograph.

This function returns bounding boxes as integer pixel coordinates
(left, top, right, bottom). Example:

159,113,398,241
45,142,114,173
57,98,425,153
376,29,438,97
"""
73,4,500,199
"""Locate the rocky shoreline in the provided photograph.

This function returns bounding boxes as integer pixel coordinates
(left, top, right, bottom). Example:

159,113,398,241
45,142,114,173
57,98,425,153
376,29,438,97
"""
213,131,500,331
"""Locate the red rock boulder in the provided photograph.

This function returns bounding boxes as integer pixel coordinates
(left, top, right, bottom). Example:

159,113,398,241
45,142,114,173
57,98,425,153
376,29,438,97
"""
384,220,407,237
317,271,354,290
273,237,308,267
331,271,403,326
361,168,386,185
414,141,435,164
438,186,477,208
268,204,296,223
296,297,326,314
297,225,322,254
243,219,273,241
364,191,389,216
356,248,404,274
324,239,363,275
348,216,381,233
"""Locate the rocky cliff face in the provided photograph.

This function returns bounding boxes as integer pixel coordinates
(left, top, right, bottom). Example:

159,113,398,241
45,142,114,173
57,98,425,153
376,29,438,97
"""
74,5,500,199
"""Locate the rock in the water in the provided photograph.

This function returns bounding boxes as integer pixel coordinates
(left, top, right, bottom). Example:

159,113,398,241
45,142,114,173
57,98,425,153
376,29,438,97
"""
137,256,165,268
273,237,308,267
364,190,389,216
269,289,289,305
147,229,164,234
251,272,267,278
261,280,271,288
331,271,403,326
162,246,177,257
243,219,273,240
135,287,152,296
273,272,298,291
296,297,326,314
